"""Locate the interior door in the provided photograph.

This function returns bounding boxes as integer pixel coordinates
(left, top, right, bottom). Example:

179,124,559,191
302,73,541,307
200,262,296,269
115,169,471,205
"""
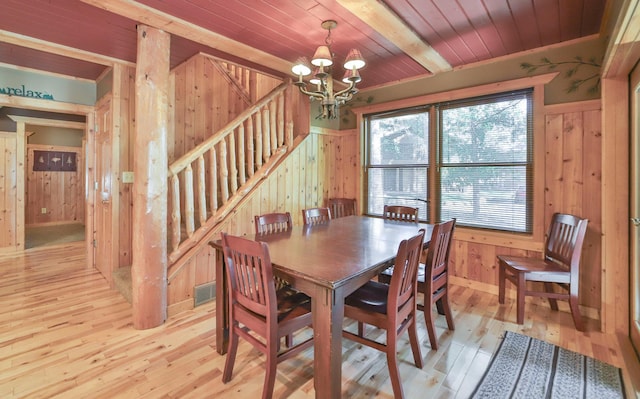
630,62,640,355
94,97,114,284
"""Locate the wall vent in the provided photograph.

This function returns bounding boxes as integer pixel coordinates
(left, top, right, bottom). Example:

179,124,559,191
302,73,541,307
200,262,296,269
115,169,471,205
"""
194,282,216,307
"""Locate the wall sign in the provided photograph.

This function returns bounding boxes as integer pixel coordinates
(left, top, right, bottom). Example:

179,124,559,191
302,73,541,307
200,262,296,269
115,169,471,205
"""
33,150,77,172
0,84,54,100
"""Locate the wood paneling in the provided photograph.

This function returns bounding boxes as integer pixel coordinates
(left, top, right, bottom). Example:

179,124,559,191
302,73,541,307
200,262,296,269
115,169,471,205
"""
25,144,84,226
0,132,18,252
170,55,283,162
116,65,135,268
544,102,602,310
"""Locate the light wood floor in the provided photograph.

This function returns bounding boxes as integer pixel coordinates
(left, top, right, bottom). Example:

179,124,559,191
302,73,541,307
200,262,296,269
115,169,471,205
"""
1,243,638,398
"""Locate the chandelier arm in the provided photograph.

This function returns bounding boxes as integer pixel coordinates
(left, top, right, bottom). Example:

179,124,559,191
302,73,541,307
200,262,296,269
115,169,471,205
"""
296,85,327,100
333,80,356,98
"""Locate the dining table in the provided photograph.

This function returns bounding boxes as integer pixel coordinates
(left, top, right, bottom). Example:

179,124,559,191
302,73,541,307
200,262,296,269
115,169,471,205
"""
212,215,433,398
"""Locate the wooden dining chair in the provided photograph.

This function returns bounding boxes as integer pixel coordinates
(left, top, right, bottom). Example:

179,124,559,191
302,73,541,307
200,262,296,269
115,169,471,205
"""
254,211,294,312
254,212,292,235
302,207,331,225
497,212,589,331
378,204,420,283
383,204,419,223
327,198,356,219
219,232,313,399
342,229,426,399
378,219,456,350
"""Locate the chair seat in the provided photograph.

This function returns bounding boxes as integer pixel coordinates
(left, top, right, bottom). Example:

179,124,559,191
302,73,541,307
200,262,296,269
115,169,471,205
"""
497,213,589,331
276,286,311,321
345,280,390,314
498,255,570,284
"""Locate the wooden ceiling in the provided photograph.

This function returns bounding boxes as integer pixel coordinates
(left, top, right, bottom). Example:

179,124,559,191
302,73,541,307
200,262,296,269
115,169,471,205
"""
0,0,608,90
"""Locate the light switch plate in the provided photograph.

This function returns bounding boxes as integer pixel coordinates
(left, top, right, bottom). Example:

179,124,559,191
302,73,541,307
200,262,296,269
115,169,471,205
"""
122,171,134,183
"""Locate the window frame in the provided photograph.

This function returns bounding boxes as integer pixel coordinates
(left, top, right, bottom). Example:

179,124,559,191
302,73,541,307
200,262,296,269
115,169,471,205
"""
436,89,533,233
364,106,431,220
363,88,534,234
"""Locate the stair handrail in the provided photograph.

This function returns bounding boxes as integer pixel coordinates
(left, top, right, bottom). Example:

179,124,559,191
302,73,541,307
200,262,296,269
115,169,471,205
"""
166,80,294,266
169,82,289,177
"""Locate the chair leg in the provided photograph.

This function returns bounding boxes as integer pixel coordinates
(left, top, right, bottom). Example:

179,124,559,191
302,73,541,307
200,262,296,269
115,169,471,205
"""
544,282,559,311
285,334,293,348
516,272,526,324
407,317,423,368
435,298,445,315
441,294,455,331
498,262,506,304
385,335,405,399
262,339,278,399
424,304,439,350
358,321,365,337
222,327,239,383
568,294,585,331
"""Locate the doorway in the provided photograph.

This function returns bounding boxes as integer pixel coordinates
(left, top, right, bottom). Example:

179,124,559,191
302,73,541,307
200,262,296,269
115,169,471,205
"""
0,102,93,256
19,116,87,250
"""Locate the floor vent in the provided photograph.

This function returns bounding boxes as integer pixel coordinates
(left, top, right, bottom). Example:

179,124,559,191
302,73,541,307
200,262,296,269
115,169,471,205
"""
194,282,216,306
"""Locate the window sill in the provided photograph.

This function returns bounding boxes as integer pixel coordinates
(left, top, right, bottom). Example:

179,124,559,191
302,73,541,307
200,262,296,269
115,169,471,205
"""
453,227,544,252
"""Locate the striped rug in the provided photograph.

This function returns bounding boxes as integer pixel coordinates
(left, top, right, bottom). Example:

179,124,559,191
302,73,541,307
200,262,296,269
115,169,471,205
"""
471,331,626,399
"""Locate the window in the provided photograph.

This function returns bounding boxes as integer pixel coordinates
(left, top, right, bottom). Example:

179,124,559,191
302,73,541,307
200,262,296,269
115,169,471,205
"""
365,89,533,233
366,107,430,219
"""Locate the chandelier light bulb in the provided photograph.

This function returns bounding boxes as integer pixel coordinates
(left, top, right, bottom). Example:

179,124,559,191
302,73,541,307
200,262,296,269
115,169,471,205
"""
291,57,311,76
311,45,333,67
342,68,361,83
343,49,365,70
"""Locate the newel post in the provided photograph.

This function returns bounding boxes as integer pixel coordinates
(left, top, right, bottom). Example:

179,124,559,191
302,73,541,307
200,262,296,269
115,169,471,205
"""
132,24,169,329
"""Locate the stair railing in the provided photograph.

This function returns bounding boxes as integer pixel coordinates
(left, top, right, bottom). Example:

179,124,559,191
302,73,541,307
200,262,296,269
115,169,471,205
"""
167,81,294,265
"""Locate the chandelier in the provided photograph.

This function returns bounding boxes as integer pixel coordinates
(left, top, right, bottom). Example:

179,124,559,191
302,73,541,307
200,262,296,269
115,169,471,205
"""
291,20,365,119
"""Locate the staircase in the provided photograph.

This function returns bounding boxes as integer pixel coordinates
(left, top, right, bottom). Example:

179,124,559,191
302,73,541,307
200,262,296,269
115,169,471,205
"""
166,80,295,276
113,66,300,304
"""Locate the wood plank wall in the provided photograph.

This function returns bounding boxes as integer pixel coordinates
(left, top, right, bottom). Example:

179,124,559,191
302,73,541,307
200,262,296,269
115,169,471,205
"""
169,54,283,163
116,65,135,268
25,144,84,226
167,129,358,315
0,132,17,251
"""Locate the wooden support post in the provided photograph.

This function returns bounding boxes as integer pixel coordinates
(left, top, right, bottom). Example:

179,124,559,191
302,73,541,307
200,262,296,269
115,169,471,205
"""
132,25,169,329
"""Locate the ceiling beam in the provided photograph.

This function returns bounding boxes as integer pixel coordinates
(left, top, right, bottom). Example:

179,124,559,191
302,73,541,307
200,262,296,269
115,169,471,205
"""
601,0,640,77
78,0,292,76
0,30,134,68
336,0,451,74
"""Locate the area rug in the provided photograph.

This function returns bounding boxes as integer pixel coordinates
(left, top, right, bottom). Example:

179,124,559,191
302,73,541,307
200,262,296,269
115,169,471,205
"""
470,331,626,399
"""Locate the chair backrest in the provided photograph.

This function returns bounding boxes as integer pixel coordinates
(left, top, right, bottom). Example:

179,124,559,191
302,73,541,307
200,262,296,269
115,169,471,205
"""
221,232,276,320
302,207,332,225
383,205,419,223
544,213,589,274
254,212,293,234
387,229,426,311
424,219,456,294
327,198,356,218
